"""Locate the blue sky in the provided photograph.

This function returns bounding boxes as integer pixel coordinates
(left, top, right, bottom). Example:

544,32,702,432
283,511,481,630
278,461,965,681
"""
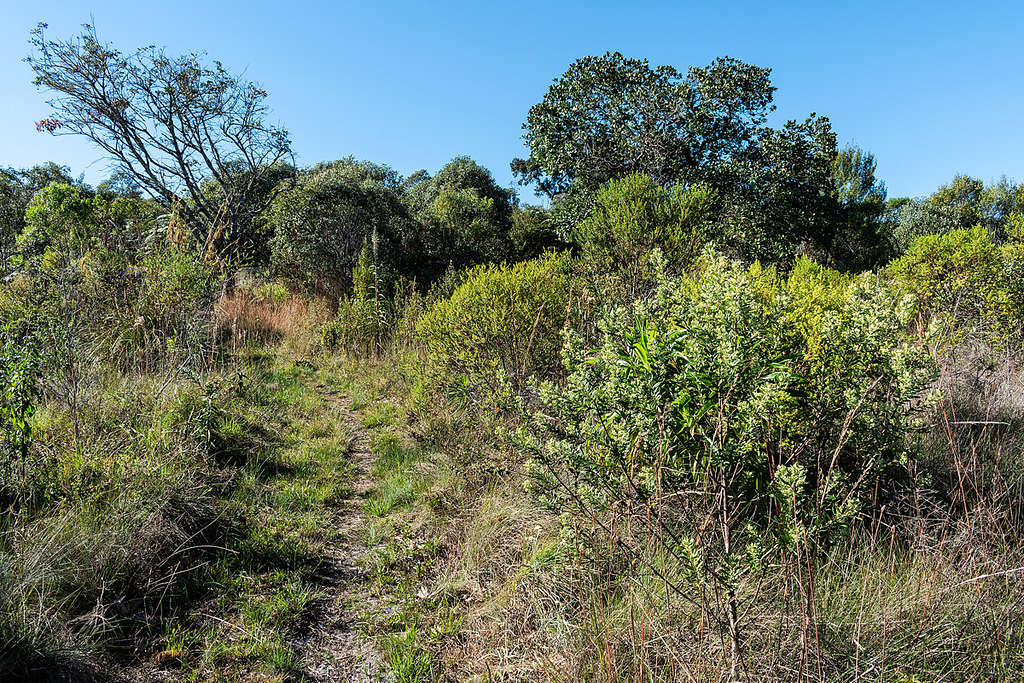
1,0,1022,203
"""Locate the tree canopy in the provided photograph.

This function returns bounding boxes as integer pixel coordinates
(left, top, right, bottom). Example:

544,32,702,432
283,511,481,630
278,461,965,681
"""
512,52,843,265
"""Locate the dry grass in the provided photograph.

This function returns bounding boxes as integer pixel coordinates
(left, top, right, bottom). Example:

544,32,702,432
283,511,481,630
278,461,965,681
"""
215,289,329,354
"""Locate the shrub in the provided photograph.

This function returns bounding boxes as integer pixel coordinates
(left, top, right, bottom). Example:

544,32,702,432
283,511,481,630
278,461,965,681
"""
520,249,935,662
784,255,854,346
888,226,1019,342
102,245,220,372
416,252,574,410
0,328,41,509
573,173,714,289
319,235,420,356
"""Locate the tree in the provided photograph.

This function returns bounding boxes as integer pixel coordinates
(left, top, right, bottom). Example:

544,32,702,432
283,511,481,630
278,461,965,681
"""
402,156,517,280
512,52,775,196
266,159,411,298
513,52,841,266
1,164,83,266
929,175,1023,239
828,145,890,269
714,115,839,264
27,23,294,257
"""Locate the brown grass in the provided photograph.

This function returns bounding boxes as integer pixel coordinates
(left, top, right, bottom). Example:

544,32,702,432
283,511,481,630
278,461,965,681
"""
214,290,328,352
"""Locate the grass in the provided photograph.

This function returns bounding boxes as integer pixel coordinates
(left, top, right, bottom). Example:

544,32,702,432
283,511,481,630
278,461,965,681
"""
154,354,356,680
9,286,1024,682
0,339,357,681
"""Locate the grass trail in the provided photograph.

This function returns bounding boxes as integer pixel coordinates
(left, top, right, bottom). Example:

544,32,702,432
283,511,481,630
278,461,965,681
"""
129,352,386,682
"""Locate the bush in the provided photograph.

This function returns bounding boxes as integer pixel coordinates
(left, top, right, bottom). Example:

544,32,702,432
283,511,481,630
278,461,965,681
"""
416,252,575,410
888,226,1020,342
0,328,41,509
320,236,423,356
520,249,935,659
101,245,220,372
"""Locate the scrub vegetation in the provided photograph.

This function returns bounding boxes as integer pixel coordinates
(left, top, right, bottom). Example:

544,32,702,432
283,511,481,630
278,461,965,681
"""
2,27,1023,682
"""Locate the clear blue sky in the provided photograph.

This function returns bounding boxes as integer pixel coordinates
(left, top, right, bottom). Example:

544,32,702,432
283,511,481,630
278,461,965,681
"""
1,0,1022,203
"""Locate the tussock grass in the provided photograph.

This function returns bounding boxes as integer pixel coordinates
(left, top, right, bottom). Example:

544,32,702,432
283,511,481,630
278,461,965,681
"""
0,339,357,680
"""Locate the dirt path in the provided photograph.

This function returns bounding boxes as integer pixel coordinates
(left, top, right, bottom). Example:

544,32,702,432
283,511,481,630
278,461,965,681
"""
293,384,385,681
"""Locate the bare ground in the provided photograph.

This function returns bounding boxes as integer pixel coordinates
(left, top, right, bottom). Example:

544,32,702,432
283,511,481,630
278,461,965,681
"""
292,383,386,681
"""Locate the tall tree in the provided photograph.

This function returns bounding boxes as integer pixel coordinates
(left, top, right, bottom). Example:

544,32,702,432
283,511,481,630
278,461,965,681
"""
513,52,841,265
27,23,294,257
828,145,890,268
511,52,775,197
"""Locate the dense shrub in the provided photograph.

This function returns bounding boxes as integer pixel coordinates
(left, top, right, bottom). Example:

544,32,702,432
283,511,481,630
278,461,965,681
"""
416,251,575,409
522,249,934,601
509,204,562,259
889,226,1021,342
320,236,391,355
0,328,41,509
101,245,220,372
573,173,715,289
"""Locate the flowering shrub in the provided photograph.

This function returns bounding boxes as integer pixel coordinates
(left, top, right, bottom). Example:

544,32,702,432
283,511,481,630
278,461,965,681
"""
522,249,934,563
416,252,575,411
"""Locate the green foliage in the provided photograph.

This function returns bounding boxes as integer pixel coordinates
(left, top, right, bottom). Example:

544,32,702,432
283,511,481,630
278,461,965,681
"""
322,237,384,354
523,248,933,560
0,328,40,506
402,156,517,281
267,158,411,298
716,114,840,265
1,164,78,263
512,52,775,195
574,173,714,284
784,255,854,346
929,175,1024,238
514,51,843,266
17,182,97,261
829,145,891,269
117,245,218,366
889,226,1020,341
509,204,561,259
886,197,959,256
416,252,574,409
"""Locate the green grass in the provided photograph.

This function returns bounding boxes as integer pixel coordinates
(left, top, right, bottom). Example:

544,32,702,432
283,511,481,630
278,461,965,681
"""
385,626,434,682
0,347,361,681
